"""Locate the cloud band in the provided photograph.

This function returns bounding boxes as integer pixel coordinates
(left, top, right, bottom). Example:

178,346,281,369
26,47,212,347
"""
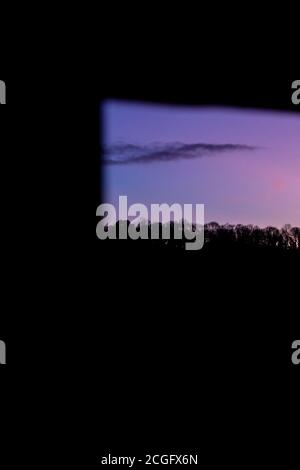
103,142,258,165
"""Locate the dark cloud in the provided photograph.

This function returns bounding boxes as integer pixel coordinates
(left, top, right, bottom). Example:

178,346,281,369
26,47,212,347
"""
103,142,258,165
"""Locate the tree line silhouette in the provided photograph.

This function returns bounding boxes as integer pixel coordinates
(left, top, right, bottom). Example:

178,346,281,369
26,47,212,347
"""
204,222,300,250
102,220,300,254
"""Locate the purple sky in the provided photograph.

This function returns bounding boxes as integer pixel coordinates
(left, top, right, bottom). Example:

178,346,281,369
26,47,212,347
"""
102,101,300,228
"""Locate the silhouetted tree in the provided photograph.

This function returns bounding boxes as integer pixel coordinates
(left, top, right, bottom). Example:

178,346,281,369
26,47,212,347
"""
101,220,300,255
